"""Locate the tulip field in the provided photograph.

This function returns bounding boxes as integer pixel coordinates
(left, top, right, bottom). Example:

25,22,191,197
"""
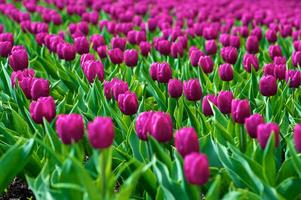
2,0,301,199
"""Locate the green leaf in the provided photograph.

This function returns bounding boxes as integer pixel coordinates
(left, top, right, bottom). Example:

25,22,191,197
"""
206,174,221,200
262,133,276,185
277,178,301,200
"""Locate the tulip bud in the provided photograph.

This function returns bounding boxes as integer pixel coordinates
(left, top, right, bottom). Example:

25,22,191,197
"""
219,33,230,47
263,64,275,76
257,123,280,149
217,90,234,114
30,78,50,100
157,39,171,56
11,69,35,87
60,43,76,61
202,94,217,116
273,56,286,65
82,60,104,83
286,70,301,88
124,49,138,67
294,124,301,153
246,36,259,54
221,47,238,64
108,48,124,64
198,56,214,74
259,75,277,96
171,42,184,58
135,111,154,140
229,35,241,49
231,99,251,124
139,41,151,56
80,53,95,66
150,62,172,83
117,91,138,115
190,49,204,67
88,117,115,149
245,114,264,138
266,29,277,43
183,79,202,101
251,27,262,41
292,51,301,67
56,114,84,144
150,112,173,142
168,79,183,98
205,40,217,55
111,37,126,51
97,45,107,59
30,96,56,124
174,127,199,157
74,36,90,54
184,153,210,185
269,45,282,59
110,78,129,100
218,63,233,81
243,54,259,72
90,34,105,50
0,41,12,57
9,49,28,71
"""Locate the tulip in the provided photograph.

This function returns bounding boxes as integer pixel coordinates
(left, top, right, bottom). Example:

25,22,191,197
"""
269,45,282,59
97,45,107,59
203,26,218,40
217,90,234,114
82,60,104,83
108,48,124,64
231,99,251,124
9,49,28,71
202,94,217,116
157,39,171,56
150,62,172,83
183,79,202,101
229,35,241,49
90,34,105,50
60,43,76,61
135,111,154,140
30,78,50,100
118,91,138,115
263,64,275,76
273,56,286,65
266,29,277,43
171,42,184,58
150,112,173,142
245,114,264,138
219,33,230,47
274,64,286,80
257,123,280,149
246,36,259,54
80,53,95,66
251,27,262,41
124,49,138,67
218,63,233,81
198,56,214,74
286,70,301,88
88,117,115,149
168,79,183,98
190,49,204,67
184,153,210,185
111,37,126,51
11,69,35,87
139,41,151,56
56,114,84,144
174,127,199,157
205,40,217,55
292,51,301,67
74,36,89,54
259,75,277,96
110,78,129,100
243,53,259,72
294,124,301,153
221,47,238,64
30,96,56,124
0,41,12,57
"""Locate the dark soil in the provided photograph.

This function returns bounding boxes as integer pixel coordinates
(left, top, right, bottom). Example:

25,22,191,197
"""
0,177,35,200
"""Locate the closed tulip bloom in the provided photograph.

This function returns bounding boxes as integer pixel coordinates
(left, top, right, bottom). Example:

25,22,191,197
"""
221,47,238,64
245,114,264,138
19,77,34,98
56,114,84,144
11,69,35,87
257,123,280,149
263,64,275,76
60,43,76,61
30,96,56,124
150,112,173,142
218,63,233,81
90,34,105,50
171,42,184,58
229,35,241,49
97,45,107,59
111,79,129,100
124,49,138,67
152,63,172,83
294,124,301,153
183,79,202,101
243,54,259,72
184,153,210,185
88,117,115,149
80,53,95,66
82,60,104,83
118,91,138,115
0,33,14,44
273,56,286,65
198,56,214,74
251,27,263,41
274,64,286,80
202,94,217,116
266,29,277,43
292,51,301,67
231,99,251,124
259,75,277,96
0,41,12,57
108,48,124,64
217,90,234,114
111,37,126,51
174,127,199,157
139,41,151,56
286,70,301,88
168,79,183,98
9,49,28,71
157,39,171,56
246,36,259,54
74,36,89,54
269,45,282,59
205,40,217,55
31,78,50,100
190,50,204,67
219,33,230,47
135,111,154,140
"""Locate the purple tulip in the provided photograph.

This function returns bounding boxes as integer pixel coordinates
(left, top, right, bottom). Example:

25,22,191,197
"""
124,49,138,67
190,49,204,67
184,153,210,185
174,127,199,157
218,63,233,81
219,33,230,47
217,90,234,114
118,91,138,115
168,79,183,98
205,40,217,55
111,37,126,51
150,62,172,83
157,39,171,56
269,45,282,59
171,42,184,58
231,99,251,124
30,96,56,124
59,43,76,61
259,75,277,96
80,53,95,66
274,64,286,80
0,41,12,57
251,27,262,41
139,41,151,56
243,54,259,72
56,114,84,144
263,64,275,76
30,78,50,100
245,114,264,138
108,48,124,64
286,70,301,88
198,56,214,74
88,117,115,149
183,79,202,101
221,47,238,64
97,45,107,59
74,36,90,54
246,36,259,54
229,35,241,49
150,112,173,142
90,34,105,50
9,49,28,71
273,56,286,65
110,78,129,100
135,111,154,140
82,60,104,83
202,94,217,116
257,123,280,149
292,51,301,67
266,29,277,43
11,69,35,87
294,124,301,153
